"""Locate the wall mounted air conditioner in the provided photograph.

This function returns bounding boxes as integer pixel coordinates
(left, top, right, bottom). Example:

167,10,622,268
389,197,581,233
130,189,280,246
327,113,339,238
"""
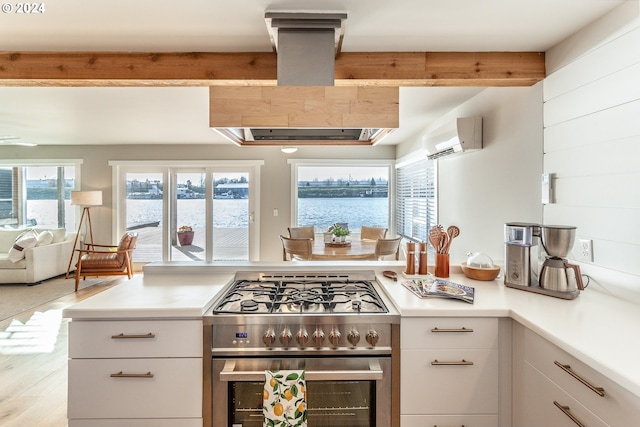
424,116,483,160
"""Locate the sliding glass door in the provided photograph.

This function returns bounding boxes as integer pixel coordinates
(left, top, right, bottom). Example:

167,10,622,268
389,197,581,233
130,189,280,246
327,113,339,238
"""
212,170,249,261
114,161,261,263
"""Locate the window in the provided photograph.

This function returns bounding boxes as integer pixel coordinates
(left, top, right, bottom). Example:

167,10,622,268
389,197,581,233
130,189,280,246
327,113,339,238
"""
112,160,262,262
290,160,392,235
0,162,77,230
395,155,437,246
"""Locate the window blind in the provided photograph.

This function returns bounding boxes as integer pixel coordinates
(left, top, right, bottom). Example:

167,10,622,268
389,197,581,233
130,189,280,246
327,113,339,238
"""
395,158,437,245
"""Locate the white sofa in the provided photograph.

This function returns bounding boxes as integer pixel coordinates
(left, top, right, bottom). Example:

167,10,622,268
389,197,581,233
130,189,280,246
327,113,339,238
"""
0,227,77,284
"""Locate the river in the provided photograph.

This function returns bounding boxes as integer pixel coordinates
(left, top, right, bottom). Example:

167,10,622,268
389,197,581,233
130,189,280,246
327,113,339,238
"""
26,197,389,232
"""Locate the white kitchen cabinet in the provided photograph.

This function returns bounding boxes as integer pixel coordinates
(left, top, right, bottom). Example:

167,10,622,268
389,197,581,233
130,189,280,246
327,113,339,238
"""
513,323,640,427
519,360,609,427
67,319,204,427
401,414,499,427
401,317,501,425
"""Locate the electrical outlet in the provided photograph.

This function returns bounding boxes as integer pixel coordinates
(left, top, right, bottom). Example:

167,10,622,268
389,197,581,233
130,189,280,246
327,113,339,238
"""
577,239,593,262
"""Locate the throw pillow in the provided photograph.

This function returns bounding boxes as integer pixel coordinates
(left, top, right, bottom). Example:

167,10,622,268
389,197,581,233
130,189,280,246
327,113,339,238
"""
8,230,38,263
50,228,66,243
36,229,54,246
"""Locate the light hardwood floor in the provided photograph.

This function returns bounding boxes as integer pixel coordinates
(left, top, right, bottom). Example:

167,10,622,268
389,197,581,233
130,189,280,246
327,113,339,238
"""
0,278,128,427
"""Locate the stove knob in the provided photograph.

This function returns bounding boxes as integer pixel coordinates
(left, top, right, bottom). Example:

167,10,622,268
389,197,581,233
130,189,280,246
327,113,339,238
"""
279,328,292,347
263,328,276,347
329,328,341,347
296,328,309,347
347,329,361,346
366,330,379,347
312,328,325,347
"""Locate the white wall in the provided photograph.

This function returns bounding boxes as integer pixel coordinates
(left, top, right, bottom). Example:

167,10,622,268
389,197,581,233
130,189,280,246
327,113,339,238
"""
397,85,544,267
544,1,640,302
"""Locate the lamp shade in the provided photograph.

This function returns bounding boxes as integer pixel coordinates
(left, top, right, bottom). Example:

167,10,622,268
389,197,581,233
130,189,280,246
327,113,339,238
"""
70,190,103,206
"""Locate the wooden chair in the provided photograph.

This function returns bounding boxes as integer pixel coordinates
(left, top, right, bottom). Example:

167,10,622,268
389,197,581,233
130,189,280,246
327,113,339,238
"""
360,226,388,241
280,235,315,261
74,231,138,291
373,236,402,260
288,226,315,239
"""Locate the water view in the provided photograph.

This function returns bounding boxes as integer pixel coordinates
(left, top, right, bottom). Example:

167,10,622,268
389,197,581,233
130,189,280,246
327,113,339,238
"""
125,197,388,231
298,197,388,231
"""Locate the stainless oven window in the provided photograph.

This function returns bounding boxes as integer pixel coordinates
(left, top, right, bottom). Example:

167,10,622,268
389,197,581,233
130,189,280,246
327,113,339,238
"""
212,357,391,427
230,380,375,427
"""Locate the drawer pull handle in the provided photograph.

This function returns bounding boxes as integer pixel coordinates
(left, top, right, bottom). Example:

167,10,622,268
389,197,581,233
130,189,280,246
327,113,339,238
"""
553,401,585,427
111,333,156,339
554,361,605,396
110,371,154,378
431,359,474,366
431,327,473,333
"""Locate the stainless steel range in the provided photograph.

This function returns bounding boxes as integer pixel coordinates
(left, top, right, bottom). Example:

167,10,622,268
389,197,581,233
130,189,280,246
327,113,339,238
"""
204,270,400,427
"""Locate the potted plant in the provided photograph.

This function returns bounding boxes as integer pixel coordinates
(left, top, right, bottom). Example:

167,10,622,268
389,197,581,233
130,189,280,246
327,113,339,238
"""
331,224,350,242
177,225,194,246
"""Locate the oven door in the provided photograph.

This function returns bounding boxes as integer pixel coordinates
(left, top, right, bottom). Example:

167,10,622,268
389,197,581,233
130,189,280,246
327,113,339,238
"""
212,356,391,427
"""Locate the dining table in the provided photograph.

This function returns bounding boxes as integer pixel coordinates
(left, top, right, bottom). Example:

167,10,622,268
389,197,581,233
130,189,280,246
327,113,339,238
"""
312,238,377,260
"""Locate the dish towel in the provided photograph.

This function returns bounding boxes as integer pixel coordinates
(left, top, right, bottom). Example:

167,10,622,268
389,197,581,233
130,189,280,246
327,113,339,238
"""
263,369,307,427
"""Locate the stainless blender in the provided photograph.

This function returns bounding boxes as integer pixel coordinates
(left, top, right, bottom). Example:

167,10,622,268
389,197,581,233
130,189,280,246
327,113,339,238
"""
539,225,584,299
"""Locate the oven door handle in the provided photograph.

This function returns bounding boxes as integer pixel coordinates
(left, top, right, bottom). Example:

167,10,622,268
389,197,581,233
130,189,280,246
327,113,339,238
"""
219,359,384,381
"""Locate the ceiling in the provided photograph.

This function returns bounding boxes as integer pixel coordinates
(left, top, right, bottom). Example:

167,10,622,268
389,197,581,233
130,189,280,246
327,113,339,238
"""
0,0,625,146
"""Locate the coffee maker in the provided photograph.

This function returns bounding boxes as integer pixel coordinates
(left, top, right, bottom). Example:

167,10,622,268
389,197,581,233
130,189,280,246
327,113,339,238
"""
538,225,584,299
504,222,584,299
504,222,541,288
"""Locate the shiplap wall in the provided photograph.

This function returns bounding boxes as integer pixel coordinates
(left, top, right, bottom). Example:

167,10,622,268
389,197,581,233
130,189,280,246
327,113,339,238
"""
543,2,640,302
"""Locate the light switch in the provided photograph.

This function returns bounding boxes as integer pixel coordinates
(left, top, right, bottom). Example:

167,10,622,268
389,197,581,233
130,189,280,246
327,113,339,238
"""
541,173,552,204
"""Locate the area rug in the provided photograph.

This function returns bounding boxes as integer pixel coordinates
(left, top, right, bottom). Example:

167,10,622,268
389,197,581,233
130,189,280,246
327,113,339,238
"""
0,275,121,321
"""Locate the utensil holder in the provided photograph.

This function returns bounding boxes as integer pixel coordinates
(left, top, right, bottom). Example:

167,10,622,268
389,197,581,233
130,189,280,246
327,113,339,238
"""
435,253,450,278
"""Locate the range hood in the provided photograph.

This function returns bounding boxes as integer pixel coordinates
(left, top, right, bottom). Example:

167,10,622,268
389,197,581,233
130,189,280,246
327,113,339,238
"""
210,12,398,146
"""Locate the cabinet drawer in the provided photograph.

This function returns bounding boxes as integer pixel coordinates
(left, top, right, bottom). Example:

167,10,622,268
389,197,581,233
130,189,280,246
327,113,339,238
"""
68,419,202,427
401,414,498,427
524,328,640,426
401,348,499,414
519,361,608,427
402,317,498,349
68,358,202,419
69,319,202,358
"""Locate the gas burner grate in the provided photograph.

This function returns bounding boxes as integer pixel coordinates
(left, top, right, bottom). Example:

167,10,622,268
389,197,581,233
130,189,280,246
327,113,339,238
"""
212,278,388,314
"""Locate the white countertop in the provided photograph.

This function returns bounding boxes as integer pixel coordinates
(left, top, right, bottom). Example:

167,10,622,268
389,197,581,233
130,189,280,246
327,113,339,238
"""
62,272,234,319
62,261,640,400
375,266,640,401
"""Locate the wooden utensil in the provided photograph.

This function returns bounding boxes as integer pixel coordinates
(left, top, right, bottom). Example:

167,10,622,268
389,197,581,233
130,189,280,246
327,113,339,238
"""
429,226,443,253
382,270,398,281
445,225,460,253
439,231,450,254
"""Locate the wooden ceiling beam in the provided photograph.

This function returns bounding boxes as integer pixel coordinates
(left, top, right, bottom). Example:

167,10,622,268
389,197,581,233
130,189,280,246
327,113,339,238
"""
0,51,544,87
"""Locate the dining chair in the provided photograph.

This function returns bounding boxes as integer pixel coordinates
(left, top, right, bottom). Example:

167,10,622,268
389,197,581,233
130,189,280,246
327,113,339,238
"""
74,231,138,291
288,226,315,240
280,235,315,261
373,236,402,260
360,226,388,241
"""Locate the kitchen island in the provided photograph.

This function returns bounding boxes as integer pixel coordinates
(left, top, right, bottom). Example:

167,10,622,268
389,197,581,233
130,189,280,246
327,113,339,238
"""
63,261,640,426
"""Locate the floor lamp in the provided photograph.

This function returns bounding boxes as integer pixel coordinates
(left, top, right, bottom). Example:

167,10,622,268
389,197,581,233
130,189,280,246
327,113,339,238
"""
66,190,103,279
